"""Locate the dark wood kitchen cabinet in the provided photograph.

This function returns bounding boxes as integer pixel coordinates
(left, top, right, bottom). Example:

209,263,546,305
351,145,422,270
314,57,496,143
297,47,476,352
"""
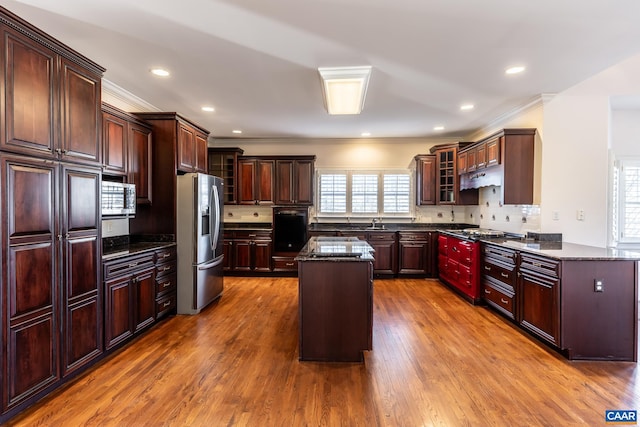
130,113,210,236
275,157,315,205
367,231,397,276
414,155,436,205
398,231,433,275
155,246,177,319
482,244,517,320
103,253,156,350
458,129,536,205
429,144,477,205
1,154,102,413
298,258,373,362
238,157,275,205
1,24,103,167
226,230,273,272
101,103,153,205
518,253,561,346
177,122,208,174
208,147,244,204
0,8,105,421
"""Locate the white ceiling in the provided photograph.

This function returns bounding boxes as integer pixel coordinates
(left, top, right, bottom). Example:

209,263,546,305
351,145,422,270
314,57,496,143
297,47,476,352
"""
5,0,640,139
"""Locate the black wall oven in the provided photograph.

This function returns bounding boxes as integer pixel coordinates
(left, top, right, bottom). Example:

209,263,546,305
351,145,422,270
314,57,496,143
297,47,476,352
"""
273,207,308,253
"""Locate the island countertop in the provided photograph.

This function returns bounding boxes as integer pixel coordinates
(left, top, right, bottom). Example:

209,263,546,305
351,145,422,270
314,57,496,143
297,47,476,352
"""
295,236,375,261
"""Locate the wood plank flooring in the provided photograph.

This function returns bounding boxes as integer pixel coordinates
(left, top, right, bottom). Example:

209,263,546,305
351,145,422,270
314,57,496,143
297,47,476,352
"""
8,277,640,426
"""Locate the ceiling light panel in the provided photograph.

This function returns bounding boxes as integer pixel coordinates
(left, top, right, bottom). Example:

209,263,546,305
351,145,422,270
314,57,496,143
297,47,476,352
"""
318,66,372,115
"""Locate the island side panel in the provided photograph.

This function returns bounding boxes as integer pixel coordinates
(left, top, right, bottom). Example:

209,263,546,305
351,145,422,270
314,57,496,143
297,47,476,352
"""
298,260,372,362
560,259,638,361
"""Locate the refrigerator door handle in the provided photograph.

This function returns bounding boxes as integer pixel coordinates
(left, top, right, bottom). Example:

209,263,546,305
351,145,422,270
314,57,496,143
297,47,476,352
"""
198,255,224,270
211,183,221,253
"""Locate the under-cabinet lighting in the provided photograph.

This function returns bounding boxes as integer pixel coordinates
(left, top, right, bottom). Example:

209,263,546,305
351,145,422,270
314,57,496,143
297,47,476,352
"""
318,66,372,115
232,130,242,134
361,132,371,137
433,126,445,131
460,104,474,111
202,106,215,112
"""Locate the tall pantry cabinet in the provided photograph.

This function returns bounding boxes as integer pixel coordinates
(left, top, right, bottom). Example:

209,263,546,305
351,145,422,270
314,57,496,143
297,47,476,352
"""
0,7,104,420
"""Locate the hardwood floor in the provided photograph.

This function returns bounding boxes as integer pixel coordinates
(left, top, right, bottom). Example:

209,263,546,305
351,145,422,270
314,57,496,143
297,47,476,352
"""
8,277,640,426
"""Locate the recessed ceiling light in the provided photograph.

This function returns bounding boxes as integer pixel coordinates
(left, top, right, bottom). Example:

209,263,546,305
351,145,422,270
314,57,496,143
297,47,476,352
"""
201,106,215,112
232,130,242,134
505,66,525,75
361,132,371,137
150,68,170,77
460,104,474,111
433,126,445,131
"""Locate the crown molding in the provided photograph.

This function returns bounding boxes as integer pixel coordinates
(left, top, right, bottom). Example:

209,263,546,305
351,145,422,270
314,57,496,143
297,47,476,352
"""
466,93,556,141
102,79,160,112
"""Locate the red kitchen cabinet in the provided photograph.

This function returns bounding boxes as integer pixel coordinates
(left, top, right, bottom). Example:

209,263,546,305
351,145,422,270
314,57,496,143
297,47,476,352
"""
437,234,481,303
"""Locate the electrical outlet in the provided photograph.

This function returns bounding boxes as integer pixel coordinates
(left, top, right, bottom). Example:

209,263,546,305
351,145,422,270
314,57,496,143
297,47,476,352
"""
577,209,585,221
594,279,604,292
552,211,560,221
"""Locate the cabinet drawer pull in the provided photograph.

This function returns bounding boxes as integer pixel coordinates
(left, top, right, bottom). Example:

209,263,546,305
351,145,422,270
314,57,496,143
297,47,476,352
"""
128,263,138,268
484,266,491,271
162,282,172,288
484,289,491,294
285,262,294,266
532,262,542,267
162,253,171,258
163,301,171,307
500,272,509,278
161,266,171,271
500,298,509,304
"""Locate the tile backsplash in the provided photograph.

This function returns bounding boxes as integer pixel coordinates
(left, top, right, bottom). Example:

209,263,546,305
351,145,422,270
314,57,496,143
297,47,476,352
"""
222,185,542,234
470,186,541,234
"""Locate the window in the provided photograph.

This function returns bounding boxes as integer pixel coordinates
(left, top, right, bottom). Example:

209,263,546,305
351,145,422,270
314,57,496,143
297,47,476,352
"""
613,160,640,243
317,170,412,216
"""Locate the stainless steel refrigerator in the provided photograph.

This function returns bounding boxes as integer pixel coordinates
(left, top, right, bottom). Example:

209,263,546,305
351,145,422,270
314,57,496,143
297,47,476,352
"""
176,173,224,314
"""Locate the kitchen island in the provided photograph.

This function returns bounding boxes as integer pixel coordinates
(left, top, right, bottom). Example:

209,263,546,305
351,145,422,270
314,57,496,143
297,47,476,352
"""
296,237,374,362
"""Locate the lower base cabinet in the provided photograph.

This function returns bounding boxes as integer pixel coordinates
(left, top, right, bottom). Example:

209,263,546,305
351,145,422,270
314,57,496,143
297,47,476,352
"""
481,244,638,361
104,253,156,349
225,230,273,273
154,247,177,319
298,259,373,362
103,245,177,350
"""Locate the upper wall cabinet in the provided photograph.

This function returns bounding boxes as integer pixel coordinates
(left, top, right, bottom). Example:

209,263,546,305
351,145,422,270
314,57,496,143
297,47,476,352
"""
275,156,315,205
459,128,537,205
238,157,275,205
208,147,244,204
0,18,104,166
414,154,436,205
102,103,153,204
177,123,208,174
429,143,478,205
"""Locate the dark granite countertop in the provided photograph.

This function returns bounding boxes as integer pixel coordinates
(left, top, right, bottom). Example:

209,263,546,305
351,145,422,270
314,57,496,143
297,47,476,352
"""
296,236,374,261
102,235,176,261
484,239,640,261
224,222,272,231
102,241,176,261
308,222,476,232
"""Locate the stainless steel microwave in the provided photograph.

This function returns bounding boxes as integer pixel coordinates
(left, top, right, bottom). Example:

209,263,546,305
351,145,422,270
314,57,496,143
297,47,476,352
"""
101,182,136,217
